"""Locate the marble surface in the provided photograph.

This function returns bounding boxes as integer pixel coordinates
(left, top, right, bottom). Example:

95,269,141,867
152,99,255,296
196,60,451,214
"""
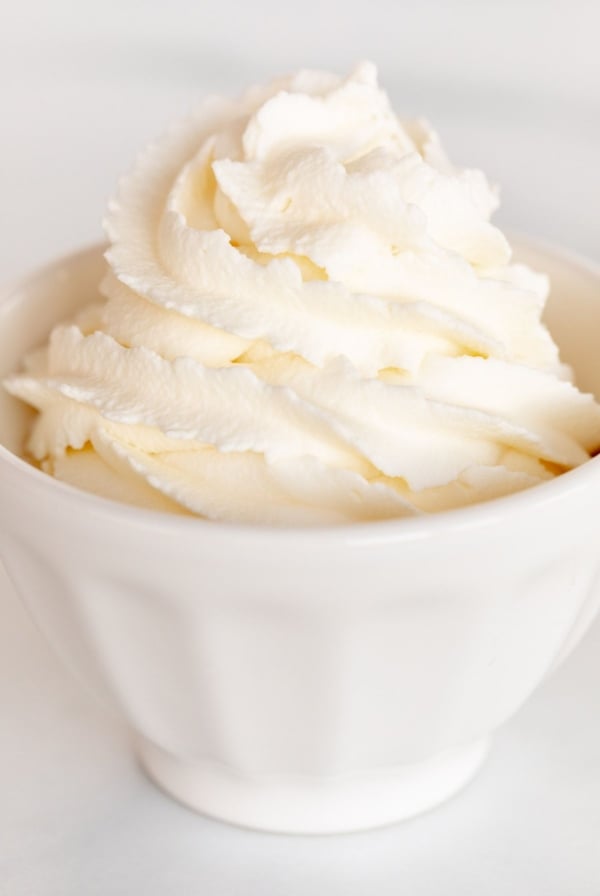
1,1,599,892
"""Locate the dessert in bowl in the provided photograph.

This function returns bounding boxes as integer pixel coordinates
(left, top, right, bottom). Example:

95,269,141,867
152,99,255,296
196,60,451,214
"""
1,63,600,833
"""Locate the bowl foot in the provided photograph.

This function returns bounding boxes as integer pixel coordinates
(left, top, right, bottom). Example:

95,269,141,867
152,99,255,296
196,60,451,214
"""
137,736,489,834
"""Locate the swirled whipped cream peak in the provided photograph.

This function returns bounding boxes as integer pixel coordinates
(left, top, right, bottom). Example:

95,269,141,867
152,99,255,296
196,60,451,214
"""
6,62,600,523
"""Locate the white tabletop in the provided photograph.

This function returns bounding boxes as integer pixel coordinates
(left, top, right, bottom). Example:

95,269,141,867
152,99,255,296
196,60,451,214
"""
1,1,600,892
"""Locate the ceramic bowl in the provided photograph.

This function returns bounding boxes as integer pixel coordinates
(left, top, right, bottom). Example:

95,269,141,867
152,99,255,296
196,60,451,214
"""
1,239,599,833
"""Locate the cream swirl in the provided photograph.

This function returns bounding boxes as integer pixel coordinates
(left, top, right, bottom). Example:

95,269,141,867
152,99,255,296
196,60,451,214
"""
6,62,600,523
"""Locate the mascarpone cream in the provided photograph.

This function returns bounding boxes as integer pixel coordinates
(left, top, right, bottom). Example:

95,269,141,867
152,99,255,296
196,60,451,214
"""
6,62,600,523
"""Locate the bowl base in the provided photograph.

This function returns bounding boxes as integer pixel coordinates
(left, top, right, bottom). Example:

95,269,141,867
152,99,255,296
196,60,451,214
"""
136,736,489,834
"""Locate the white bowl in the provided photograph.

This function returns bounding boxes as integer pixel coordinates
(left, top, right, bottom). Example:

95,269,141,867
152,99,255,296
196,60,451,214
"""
1,240,600,834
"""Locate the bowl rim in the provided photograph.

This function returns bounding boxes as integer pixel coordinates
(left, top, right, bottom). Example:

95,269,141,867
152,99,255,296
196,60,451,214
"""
1,235,599,545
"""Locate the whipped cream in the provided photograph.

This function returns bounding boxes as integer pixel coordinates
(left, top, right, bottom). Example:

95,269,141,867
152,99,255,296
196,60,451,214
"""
6,62,600,523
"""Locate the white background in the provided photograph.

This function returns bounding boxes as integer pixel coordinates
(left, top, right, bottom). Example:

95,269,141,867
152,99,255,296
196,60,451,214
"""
1,1,600,893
